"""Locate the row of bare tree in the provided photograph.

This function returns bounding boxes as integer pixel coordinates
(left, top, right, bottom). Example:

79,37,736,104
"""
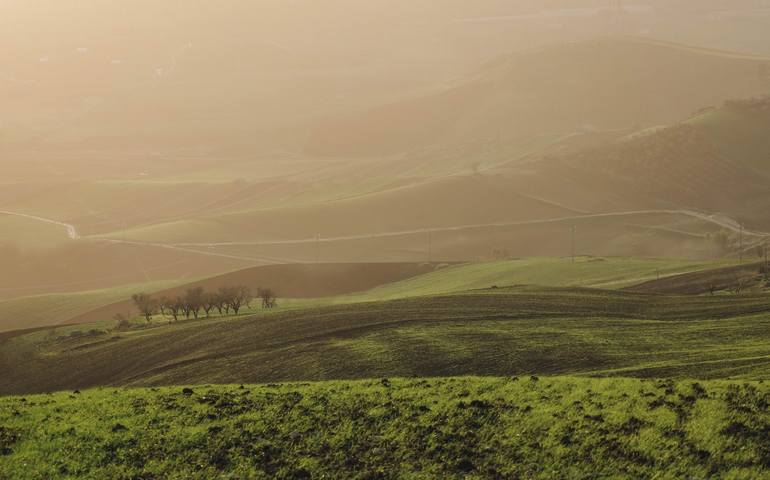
131,286,276,322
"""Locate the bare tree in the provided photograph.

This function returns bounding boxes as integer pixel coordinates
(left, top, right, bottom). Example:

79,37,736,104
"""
238,286,253,312
157,296,172,316
131,293,158,322
202,292,218,317
258,287,277,309
217,286,233,315
167,297,184,322
219,285,251,315
184,287,205,319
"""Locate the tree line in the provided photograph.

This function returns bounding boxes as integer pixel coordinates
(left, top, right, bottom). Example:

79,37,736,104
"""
131,286,276,322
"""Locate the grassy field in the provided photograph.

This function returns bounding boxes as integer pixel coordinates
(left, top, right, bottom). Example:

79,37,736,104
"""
1,377,769,479
342,257,734,302
1,258,767,478
1,257,730,334
0,280,187,333
4,284,770,395
60,262,448,328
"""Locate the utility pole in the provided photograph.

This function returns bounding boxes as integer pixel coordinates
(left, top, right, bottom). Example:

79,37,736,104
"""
740,225,744,262
315,234,320,264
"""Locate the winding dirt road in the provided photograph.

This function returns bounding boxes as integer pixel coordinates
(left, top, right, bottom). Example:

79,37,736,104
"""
111,209,770,249
0,211,79,240
5,207,768,264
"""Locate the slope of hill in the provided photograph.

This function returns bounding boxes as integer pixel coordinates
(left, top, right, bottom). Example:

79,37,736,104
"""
0,212,74,249
13,96,766,291
533,97,770,229
0,240,249,300
4,285,770,395
343,257,730,301
84,72,770,267
0,280,184,334
100,174,579,243
625,261,766,295
306,37,770,157
53,257,728,331
62,262,448,328
3,377,769,479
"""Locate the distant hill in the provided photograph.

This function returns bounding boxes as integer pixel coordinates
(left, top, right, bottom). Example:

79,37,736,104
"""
88,98,770,264
533,97,770,228
306,37,770,157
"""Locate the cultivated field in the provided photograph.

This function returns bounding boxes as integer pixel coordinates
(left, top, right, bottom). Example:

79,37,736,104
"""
0,257,730,333
4,278,770,395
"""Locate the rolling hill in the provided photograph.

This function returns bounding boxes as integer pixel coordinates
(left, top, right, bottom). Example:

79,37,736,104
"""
0,256,719,333
60,262,449,329
4,282,770,395
626,261,767,295
0,280,184,334
0,240,250,300
91,98,770,268
306,37,770,157
34,257,727,333
4,37,770,300
5,5,770,478
530,97,770,229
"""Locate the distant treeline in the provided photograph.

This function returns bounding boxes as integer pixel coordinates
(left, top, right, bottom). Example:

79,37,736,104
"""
130,286,276,323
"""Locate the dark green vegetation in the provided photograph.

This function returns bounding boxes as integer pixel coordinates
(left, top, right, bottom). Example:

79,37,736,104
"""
2,377,769,479
4,283,770,395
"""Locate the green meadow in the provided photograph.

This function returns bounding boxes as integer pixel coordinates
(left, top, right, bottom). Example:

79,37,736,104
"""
2,377,769,479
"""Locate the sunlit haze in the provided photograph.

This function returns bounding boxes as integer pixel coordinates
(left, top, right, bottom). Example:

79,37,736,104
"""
2,2,770,477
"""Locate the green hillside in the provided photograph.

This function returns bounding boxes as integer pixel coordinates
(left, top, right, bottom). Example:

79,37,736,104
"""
61,262,447,329
2,377,769,479
38,257,729,333
4,284,770,395
343,257,732,302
